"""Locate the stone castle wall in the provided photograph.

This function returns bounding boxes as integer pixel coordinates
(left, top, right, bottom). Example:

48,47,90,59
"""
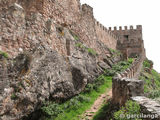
95,20,117,50
109,26,145,58
112,55,160,119
0,0,118,57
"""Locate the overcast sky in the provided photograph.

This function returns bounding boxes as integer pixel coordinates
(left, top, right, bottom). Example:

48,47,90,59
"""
80,0,160,73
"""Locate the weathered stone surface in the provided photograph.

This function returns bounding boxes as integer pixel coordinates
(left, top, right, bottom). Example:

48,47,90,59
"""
0,0,117,58
0,0,149,120
0,26,114,119
110,25,146,59
112,77,144,106
112,56,160,119
132,96,160,119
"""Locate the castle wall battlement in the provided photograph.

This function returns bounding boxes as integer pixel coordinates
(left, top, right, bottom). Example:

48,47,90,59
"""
0,0,144,58
95,20,118,40
112,55,160,119
81,4,93,16
108,24,144,58
95,19,118,50
0,0,119,57
108,25,142,31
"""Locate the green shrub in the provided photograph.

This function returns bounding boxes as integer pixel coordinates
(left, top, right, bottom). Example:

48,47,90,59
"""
87,48,97,56
11,93,18,100
93,75,106,91
104,58,133,77
41,102,63,117
128,58,134,64
108,48,116,53
95,75,105,85
105,69,116,76
0,51,8,58
68,99,80,110
112,64,123,72
149,90,160,99
114,100,141,120
75,42,85,49
140,60,160,94
74,95,90,103
108,48,121,56
70,30,79,41
84,75,107,93
63,95,90,110
84,83,94,93
73,35,79,41
143,59,153,68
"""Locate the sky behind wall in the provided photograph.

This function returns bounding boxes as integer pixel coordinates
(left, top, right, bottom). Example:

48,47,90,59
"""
80,0,160,73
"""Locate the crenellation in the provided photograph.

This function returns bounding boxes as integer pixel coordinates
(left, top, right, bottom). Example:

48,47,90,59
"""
136,25,142,30
119,26,122,30
109,24,145,58
82,4,94,17
109,27,112,31
0,1,151,120
95,20,99,25
130,25,133,29
108,25,143,31
124,26,128,30
114,26,117,31
0,0,144,71
103,26,105,30
94,19,118,49
105,27,107,31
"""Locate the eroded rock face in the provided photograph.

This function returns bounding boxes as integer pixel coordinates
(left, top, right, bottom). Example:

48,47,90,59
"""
131,96,160,120
0,41,114,120
0,1,120,119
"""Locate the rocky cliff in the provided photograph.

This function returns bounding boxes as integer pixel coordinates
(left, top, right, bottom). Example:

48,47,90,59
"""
1,0,159,120
0,1,122,119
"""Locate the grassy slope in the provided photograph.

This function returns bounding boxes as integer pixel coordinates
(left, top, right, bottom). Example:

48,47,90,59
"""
139,59,160,100
93,101,112,120
41,57,133,120
55,76,112,120
92,58,134,120
57,59,134,120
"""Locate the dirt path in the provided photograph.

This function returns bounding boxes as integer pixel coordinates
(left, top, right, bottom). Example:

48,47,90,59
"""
80,89,112,120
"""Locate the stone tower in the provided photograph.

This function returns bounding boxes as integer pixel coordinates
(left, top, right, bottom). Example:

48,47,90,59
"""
109,25,145,59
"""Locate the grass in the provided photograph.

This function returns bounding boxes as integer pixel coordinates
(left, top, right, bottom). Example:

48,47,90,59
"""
41,56,134,120
93,99,142,120
75,43,85,49
42,76,112,120
56,76,112,120
108,48,121,57
73,35,79,41
139,59,160,98
69,30,79,41
113,100,141,120
11,93,18,100
0,51,8,58
93,101,111,120
87,48,97,56
105,58,134,76
75,42,97,56
92,58,134,120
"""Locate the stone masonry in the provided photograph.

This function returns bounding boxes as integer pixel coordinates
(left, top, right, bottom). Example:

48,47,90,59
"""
112,54,160,119
0,0,117,58
0,0,157,120
109,26,146,59
0,0,146,59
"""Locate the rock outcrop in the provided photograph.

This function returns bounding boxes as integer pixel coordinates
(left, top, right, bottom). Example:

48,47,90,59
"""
0,25,121,120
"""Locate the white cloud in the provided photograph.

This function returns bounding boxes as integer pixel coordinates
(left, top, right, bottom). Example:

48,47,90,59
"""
81,0,160,73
